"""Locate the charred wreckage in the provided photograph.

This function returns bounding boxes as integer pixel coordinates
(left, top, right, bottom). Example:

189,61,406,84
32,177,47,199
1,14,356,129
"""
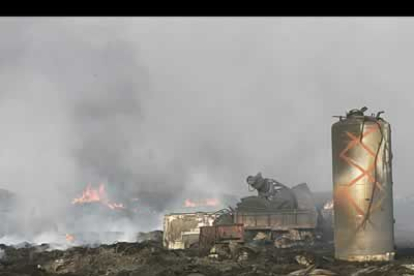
163,172,323,252
0,107,412,276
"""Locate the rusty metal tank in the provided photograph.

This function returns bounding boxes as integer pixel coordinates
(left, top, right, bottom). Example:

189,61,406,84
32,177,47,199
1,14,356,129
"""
331,107,395,262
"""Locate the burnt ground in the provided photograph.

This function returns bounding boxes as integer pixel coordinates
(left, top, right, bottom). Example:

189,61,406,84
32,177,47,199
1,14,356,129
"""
0,240,414,276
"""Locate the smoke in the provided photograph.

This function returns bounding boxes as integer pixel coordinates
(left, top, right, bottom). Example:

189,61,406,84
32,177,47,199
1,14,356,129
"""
0,17,413,244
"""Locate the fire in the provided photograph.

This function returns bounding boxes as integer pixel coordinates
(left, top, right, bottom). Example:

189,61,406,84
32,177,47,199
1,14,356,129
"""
72,184,105,204
205,198,219,206
65,233,75,242
72,183,125,210
184,198,219,208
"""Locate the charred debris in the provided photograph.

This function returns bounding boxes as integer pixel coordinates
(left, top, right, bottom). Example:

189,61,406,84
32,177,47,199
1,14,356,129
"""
163,172,327,252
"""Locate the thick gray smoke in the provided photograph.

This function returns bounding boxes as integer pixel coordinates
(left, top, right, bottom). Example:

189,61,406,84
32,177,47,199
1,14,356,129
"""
0,17,413,244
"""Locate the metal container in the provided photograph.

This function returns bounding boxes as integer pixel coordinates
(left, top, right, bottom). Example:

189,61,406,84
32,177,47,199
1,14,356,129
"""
163,212,218,249
331,107,395,261
199,224,244,253
234,183,318,231
234,209,318,231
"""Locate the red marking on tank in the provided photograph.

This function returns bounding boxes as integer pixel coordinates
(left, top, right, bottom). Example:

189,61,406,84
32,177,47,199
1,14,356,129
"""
336,123,387,226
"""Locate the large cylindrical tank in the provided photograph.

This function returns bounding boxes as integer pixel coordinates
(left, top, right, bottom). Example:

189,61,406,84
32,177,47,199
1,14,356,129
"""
331,107,394,262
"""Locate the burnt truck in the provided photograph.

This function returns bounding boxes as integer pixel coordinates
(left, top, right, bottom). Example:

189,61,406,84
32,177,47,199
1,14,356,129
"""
163,173,322,250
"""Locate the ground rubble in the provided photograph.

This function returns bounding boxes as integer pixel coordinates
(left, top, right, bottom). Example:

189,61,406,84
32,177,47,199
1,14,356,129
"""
0,240,413,276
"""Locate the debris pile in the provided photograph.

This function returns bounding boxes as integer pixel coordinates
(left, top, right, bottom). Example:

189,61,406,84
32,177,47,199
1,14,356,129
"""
0,238,413,276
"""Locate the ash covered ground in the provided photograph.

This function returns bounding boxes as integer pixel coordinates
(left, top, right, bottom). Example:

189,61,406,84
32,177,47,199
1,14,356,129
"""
1,237,414,276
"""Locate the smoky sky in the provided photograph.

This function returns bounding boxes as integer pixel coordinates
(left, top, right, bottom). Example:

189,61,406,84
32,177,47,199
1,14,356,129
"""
0,17,413,221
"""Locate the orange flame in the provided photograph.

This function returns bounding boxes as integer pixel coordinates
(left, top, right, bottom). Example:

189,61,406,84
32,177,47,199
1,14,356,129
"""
65,233,75,242
72,184,105,204
72,183,125,210
184,198,219,208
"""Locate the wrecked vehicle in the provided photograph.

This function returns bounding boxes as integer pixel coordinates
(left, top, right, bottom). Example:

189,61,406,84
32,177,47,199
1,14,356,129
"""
164,173,323,252
211,173,319,248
